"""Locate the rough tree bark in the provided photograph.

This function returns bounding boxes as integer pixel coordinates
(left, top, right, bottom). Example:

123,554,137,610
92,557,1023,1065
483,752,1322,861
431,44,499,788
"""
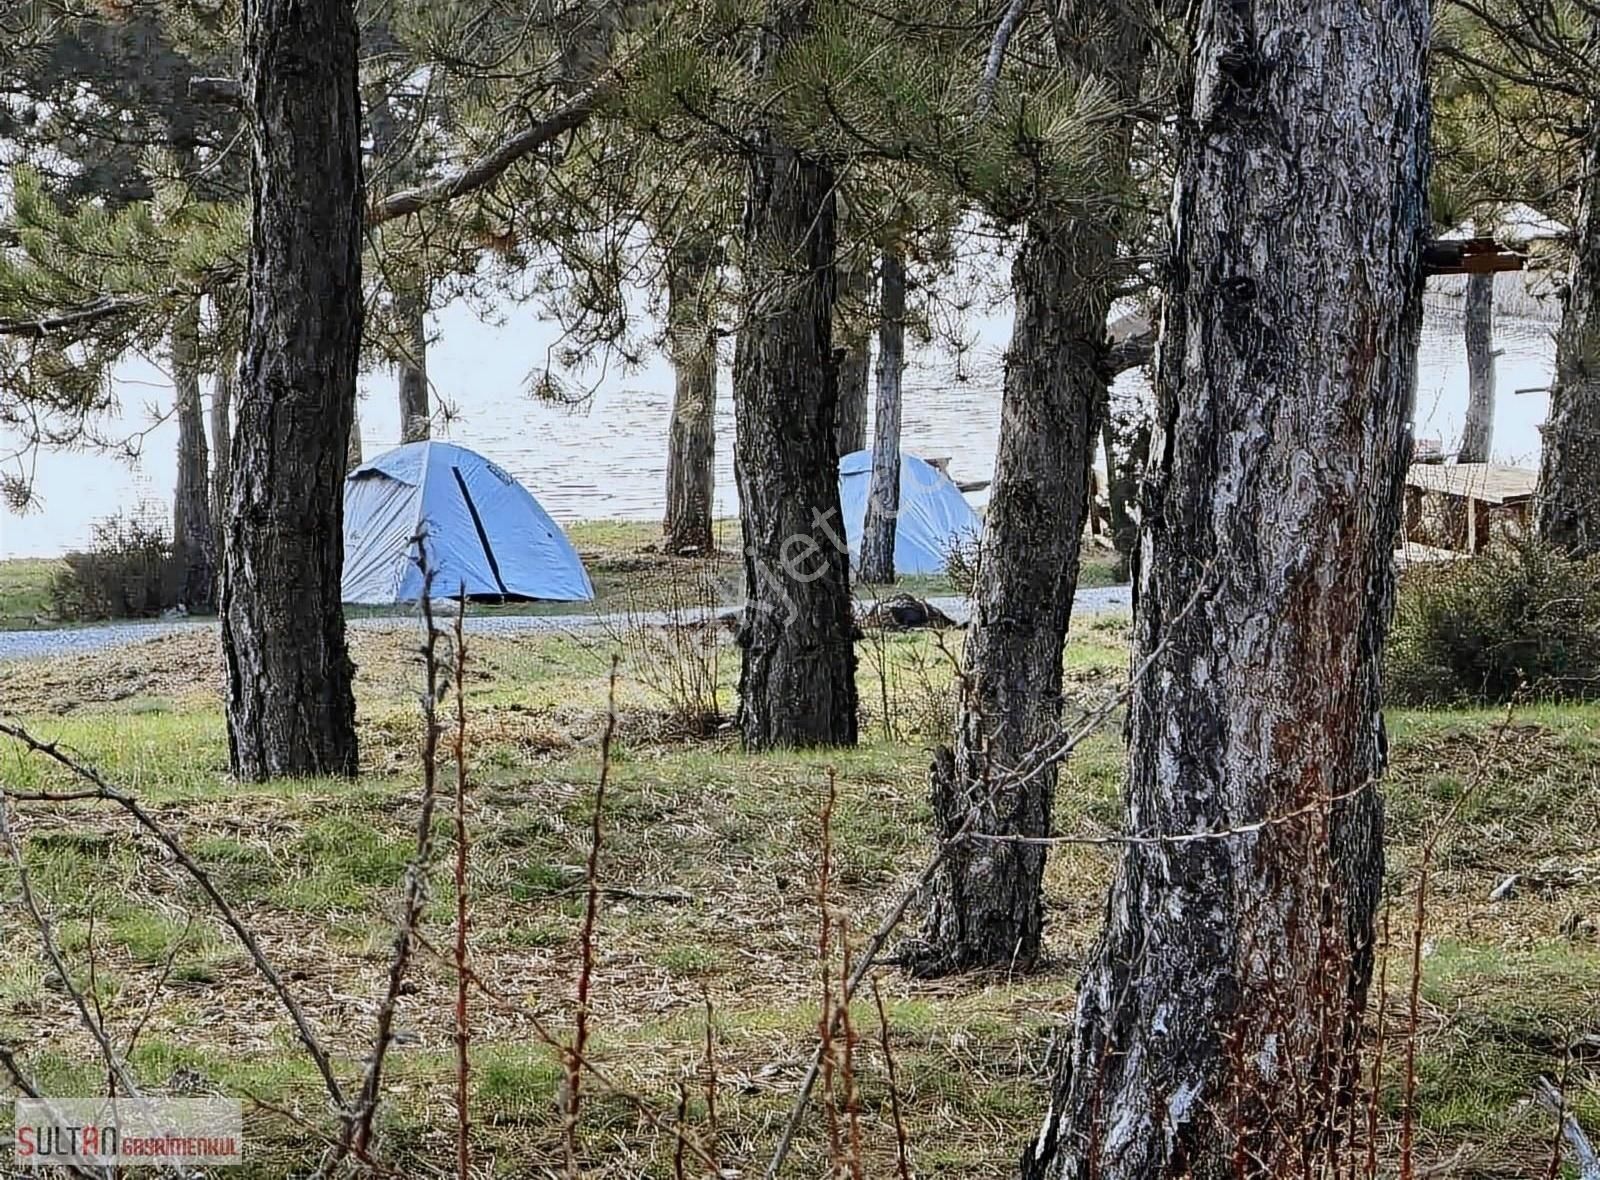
394,289,429,442
347,404,364,473
1459,271,1495,463
906,14,1143,978
209,329,235,531
1100,417,1137,582
1023,0,1430,1175
367,88,430,443
732,0,858,750
221,0,362,781
835,254,872,457
1538,102,1600,556
171,298,215,613
858,246,906,584
663,237,718,555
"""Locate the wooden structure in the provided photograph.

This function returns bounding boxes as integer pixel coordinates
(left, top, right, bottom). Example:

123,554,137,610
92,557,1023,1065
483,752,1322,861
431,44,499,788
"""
928,456,993,495
1420,236,1528,276
1404,462,1538,553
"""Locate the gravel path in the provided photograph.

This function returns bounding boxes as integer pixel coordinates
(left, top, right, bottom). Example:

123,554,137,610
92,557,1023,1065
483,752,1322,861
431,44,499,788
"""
0,585,1131,663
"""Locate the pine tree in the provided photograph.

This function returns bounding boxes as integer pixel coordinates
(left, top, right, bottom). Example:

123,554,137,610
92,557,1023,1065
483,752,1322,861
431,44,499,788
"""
907,1,1153,976
857,244,905,584
1432,0,1596,550
1025,0,1430,1170
730,0,858,749
220,0,364,780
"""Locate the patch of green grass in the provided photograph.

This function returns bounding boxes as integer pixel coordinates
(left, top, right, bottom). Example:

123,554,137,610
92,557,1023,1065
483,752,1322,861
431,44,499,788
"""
473,1048,564,1117
508,859,580,901
485,921,566,950
654,943,723,977
0,557,63,629
0,956,47,1012
1077,549,1125,588
104,907,194,964
268,814,411,913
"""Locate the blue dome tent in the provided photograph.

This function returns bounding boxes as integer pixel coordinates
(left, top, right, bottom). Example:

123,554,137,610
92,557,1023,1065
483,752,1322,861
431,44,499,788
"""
341,441,594,604
837,450,983,576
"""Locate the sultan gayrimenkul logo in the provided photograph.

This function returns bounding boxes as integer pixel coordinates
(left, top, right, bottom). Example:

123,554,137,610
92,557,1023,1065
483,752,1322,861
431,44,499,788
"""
14,1097,242,1167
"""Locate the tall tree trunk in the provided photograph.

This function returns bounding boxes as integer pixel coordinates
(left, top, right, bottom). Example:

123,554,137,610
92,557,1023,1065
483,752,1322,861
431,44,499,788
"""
1538,102,1600,556
347,403,364,472
906,16,1143,979
210,334,235,532
733,2,857,750
221,0,362,781
858,247,906,584
1103,332,1155,583
835,254,872,457
1100,417,1139,583
171,298,216,613
663,237,718,555
367,88,430,443
1023,1,1429,1174
1459,270,1495,463
395,287,429,442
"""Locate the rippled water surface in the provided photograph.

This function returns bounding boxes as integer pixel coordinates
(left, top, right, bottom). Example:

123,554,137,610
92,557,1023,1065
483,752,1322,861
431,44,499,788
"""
0,294,1558,558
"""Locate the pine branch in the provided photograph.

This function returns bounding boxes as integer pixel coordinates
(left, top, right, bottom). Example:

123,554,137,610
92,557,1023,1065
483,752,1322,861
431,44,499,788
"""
368,72,618,226
0,297,150,338
0,75,618,339
976,0,1031,116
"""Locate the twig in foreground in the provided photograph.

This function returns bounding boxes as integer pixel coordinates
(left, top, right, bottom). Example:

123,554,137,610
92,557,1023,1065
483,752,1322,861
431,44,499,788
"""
410,928,724,1175
872,976,913,1180
0,793,143,1101
345,566,448,1162
451,594,473,1180
763,573,1214,1180
0,719,346,1113
565,654,620,1178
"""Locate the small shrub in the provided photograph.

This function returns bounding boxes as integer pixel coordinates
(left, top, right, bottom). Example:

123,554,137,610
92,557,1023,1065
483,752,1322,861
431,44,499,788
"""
49,508,183,622
606,557,728,736
943,532,980,596
1387,538,1600,705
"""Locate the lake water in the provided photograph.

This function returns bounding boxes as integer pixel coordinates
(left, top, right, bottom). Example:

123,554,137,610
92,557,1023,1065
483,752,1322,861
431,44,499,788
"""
0,294,1559,559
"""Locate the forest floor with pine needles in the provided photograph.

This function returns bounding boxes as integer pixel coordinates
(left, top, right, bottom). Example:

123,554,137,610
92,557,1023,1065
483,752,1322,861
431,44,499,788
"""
0,613,1595,1177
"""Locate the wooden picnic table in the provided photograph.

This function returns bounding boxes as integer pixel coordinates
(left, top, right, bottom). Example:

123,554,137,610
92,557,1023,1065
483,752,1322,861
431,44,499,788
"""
1403,462,1538,553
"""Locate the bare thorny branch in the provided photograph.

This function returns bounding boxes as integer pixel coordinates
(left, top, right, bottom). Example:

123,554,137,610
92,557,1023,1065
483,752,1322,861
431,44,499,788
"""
0,723,349,1112
338,559,448,1167
564,654,620,1176
0,597,711,1179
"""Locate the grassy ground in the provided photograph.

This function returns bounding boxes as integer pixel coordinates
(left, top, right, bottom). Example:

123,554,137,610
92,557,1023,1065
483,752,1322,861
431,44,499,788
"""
0,558,66,629
0,518,1126,629
0,618,1595,1177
